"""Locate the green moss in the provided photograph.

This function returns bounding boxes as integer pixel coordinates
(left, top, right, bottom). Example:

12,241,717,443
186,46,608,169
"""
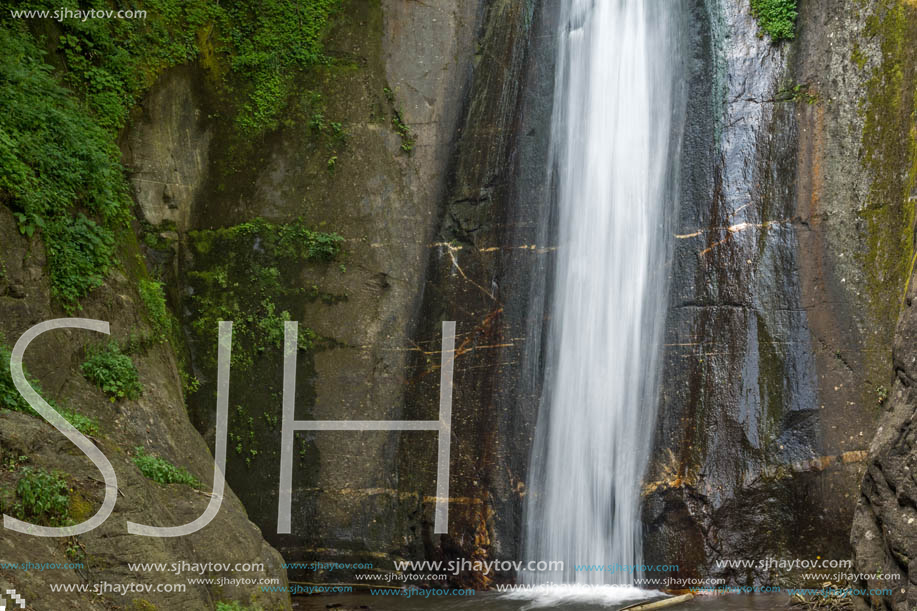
185,218,342,466
756,314,785,451
68,490,94,523
132,446,200,487
857,0,917,382
750,0,798,41
186,218,342,373
852,42,868,70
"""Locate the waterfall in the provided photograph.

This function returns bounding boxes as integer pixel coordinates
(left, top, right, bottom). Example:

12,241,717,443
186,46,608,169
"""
522,0,683,588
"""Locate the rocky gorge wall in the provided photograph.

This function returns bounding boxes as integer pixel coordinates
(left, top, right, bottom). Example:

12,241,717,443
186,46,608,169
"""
0,191,289,611
124,0,490,585
4,0,916,605
643,0,917,598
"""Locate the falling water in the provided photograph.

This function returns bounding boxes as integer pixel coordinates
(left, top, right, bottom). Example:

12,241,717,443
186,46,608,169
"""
522,0,683,590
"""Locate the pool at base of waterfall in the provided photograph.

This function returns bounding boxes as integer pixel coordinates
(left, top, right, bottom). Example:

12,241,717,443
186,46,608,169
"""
293,590,788,610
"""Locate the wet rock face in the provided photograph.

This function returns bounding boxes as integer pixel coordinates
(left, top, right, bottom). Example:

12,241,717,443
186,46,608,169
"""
851,269,917,609
646,0,917,581
121,0,486,582
398,0,554,584
122,65,212,232
645,0,821,579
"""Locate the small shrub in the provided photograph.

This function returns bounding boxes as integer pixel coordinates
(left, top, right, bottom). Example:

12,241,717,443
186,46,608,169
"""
45,215,117,311
750,0,798,41
15,467,70,526
133,447,200,487
59,409,99,437
81,344,143,401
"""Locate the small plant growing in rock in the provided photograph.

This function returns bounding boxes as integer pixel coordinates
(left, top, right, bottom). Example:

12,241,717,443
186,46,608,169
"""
59,409,99,437
81,343,142,401
876,385,889,406
750,0,797,41
14,467,70,526
132,447,200,487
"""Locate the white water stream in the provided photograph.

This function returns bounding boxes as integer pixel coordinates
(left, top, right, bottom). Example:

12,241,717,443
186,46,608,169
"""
522,0,682,597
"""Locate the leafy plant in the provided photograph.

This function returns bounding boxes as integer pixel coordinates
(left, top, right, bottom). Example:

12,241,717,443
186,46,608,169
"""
138,278,173,341
45,215,118,309
59,409,99,437
876,385,889,406
14,467,70,526
81,344,143,401
213,0,342,135
0,342,30,413
778,83,817,104
391,108,414,153
0,26,126,310
132,447,200,487
750,0,798,41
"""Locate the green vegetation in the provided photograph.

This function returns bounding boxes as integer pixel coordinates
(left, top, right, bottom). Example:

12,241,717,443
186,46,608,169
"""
215,602,261,611
5,0,340,136
384,86,415,153
187,218,342,371
851,42,868,70
187,218,344,467
876,384,889,406
138,278,173,341
0,0,341,311
0,26,126,310
0,342,30,414
778,83,817,104
81,343,143,401
213,0,342,135
58,409,99,437
132,446,200,487
750,0,798,41
14,467,70,526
